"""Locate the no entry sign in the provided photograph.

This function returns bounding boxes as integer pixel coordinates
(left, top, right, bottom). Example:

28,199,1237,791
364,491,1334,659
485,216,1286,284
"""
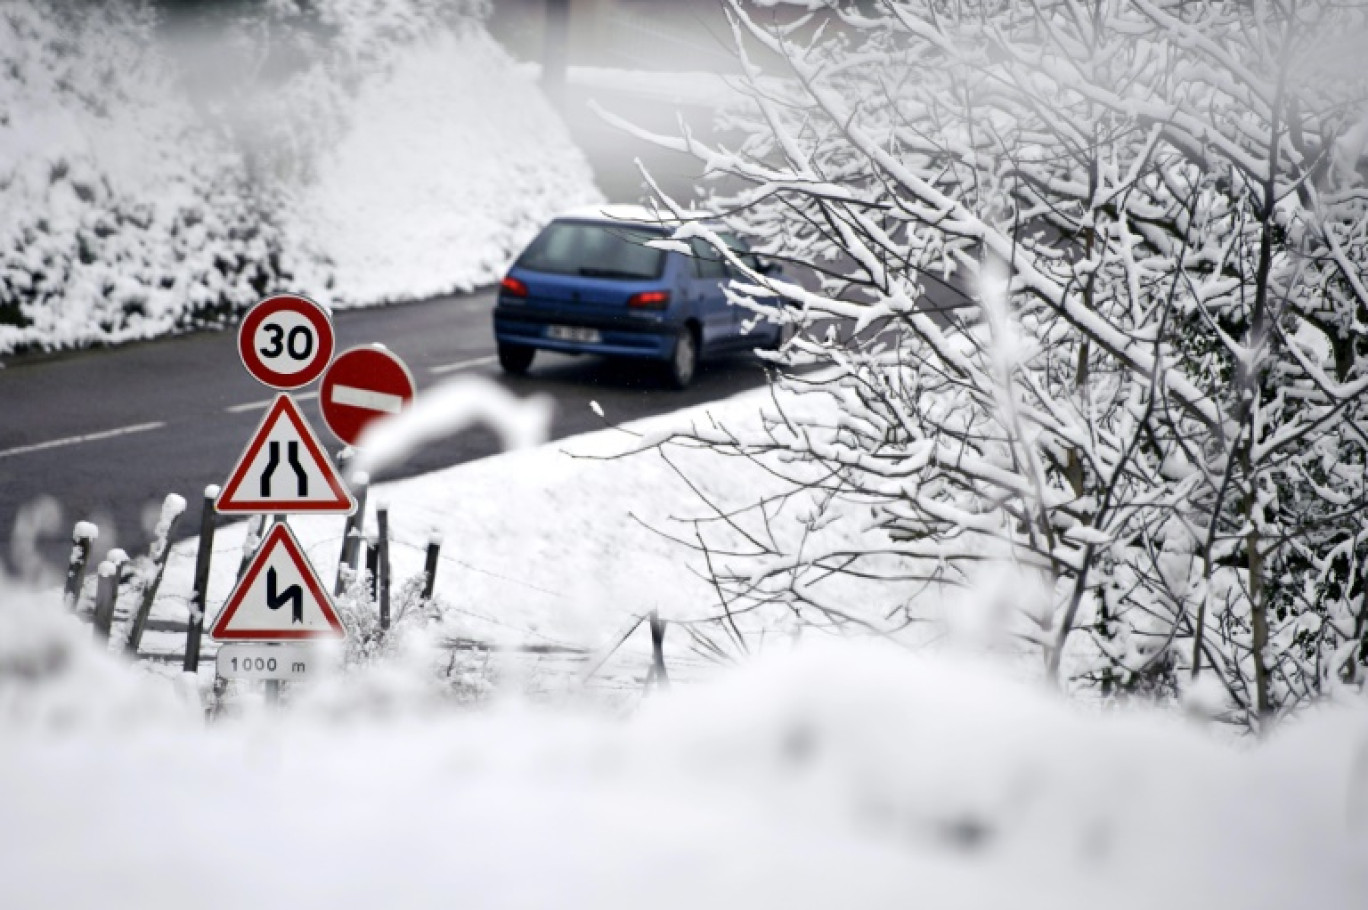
319,345,416,446
239,295,335,390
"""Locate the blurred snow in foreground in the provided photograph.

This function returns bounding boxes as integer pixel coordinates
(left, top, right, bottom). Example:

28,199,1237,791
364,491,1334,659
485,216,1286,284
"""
1,577,1366,909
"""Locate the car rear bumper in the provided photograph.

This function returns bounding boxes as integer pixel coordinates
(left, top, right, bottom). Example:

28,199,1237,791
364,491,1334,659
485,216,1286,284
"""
494,305,676,360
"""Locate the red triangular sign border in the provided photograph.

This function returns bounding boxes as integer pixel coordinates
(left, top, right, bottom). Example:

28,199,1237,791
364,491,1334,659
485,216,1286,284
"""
210,522,347,641
216,394,355,514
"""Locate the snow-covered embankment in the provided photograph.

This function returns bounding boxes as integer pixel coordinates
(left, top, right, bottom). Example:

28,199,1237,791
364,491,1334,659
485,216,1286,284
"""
0,1,600,356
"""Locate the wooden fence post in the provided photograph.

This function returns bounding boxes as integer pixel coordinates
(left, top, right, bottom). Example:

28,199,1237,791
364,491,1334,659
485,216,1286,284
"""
92,561,117,643
124,494,186,657
183,486,218,673
63,522,97,610
647,610,669,690
336,471,369,596
365,536,379,605
377,504,391,630
421,532,442,600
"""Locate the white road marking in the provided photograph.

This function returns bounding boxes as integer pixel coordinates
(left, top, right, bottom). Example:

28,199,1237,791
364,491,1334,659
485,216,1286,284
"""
0,421,166,460
226,390,318,413
429,355,497,375
330,385,404,414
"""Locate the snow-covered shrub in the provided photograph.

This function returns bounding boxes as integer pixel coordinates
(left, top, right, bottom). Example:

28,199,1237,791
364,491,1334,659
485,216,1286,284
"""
0,0,598,354
630,0,1368,729
285,564,492,719
0,1,314,352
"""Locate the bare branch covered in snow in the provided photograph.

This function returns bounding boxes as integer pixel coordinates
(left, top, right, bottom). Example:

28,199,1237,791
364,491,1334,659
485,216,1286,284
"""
633,0,1368,729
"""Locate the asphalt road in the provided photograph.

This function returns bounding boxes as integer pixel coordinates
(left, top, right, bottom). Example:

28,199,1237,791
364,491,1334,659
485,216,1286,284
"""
0,287,775,576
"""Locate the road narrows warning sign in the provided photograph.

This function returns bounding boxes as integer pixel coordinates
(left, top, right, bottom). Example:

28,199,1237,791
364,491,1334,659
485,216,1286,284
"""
217,395,355,514
211,522,347,641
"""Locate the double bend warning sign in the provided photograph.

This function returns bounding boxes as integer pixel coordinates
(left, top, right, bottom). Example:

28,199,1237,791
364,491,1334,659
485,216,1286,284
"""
211,522,347,641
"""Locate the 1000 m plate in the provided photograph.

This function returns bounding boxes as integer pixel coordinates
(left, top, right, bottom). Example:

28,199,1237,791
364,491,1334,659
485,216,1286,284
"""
216,643,327,680
546,325,601,343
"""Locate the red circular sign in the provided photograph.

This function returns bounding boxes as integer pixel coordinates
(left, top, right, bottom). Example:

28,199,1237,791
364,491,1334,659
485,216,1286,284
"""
238,295,335,390
319,345,417,446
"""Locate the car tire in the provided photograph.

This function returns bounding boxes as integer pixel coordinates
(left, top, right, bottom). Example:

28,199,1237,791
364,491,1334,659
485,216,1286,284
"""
498,342,535,375
666,326,699,390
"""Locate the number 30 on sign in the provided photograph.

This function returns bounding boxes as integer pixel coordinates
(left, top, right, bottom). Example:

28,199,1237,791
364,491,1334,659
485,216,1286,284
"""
238,295,336,390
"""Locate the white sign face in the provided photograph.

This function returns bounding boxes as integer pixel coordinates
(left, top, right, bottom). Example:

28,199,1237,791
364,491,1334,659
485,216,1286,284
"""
253,310,319,378
216,643,328,681
210,522,347,641
216,395,355,515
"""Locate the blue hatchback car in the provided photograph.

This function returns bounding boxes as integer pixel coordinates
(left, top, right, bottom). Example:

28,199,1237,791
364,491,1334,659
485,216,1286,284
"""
493,206,784,388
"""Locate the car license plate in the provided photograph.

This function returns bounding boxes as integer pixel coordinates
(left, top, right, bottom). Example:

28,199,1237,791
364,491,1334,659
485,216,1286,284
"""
547,325,601,343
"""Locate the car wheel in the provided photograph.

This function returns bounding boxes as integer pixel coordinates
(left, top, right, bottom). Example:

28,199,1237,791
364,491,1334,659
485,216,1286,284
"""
498,342,535,375
666,326,699,390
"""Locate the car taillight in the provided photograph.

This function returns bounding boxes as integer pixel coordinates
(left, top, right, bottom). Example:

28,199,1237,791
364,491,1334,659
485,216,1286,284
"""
627,290,670,309
501,276,528,297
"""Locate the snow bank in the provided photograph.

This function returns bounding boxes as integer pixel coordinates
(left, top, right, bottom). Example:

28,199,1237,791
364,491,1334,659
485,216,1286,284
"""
289,27,601,305
0,596,1364,908
0,1,600,356
149,391,798,659
141,385,947,670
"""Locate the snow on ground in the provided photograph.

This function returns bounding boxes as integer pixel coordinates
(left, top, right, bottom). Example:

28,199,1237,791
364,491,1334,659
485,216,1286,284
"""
138,380,931,669
283,27,601,307
141,388,789,670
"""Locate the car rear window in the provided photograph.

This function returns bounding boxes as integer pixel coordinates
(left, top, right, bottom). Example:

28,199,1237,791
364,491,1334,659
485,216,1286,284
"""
515,221,666,280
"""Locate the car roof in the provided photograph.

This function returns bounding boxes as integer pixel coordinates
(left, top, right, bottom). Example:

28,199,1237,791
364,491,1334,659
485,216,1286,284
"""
553,203,719,232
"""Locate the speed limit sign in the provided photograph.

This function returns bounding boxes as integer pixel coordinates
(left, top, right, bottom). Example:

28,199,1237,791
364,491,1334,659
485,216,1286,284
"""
238,295,336,390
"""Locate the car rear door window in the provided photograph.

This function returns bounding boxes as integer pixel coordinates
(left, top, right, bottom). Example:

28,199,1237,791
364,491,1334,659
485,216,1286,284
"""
716,231,764,275
688,238,727,279
516,222,666,279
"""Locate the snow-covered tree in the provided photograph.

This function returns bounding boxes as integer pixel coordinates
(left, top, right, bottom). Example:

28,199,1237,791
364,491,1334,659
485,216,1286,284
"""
625,0,1368,728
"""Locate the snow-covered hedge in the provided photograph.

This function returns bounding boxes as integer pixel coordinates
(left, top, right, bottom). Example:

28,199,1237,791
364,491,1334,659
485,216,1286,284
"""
0,0,599,356
0,2,298,351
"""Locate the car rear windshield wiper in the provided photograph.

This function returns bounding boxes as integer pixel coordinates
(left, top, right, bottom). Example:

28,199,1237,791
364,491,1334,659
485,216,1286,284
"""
578,267,648,279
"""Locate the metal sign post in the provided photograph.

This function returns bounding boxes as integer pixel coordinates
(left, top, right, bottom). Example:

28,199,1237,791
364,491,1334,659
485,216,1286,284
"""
205,295,358,698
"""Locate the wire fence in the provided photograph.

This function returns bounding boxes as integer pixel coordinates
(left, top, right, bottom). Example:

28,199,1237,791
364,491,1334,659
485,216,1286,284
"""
87,504,724,696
